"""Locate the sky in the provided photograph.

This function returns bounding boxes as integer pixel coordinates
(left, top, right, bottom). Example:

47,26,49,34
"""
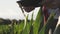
0,0,40,20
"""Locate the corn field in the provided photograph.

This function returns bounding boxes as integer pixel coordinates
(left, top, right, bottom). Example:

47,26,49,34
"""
0,8,58,34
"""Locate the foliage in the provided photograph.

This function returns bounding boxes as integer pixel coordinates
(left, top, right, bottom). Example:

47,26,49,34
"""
0,8,56,34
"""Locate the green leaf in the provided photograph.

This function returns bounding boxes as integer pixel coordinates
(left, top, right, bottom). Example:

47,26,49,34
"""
17,22,24,34
33,8,44,34
22,15,30,34
39,11,56,34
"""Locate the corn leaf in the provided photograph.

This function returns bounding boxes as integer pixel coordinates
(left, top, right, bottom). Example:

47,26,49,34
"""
33,8,44,34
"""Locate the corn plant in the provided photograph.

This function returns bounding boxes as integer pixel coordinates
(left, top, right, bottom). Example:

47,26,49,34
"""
0,7,56,34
